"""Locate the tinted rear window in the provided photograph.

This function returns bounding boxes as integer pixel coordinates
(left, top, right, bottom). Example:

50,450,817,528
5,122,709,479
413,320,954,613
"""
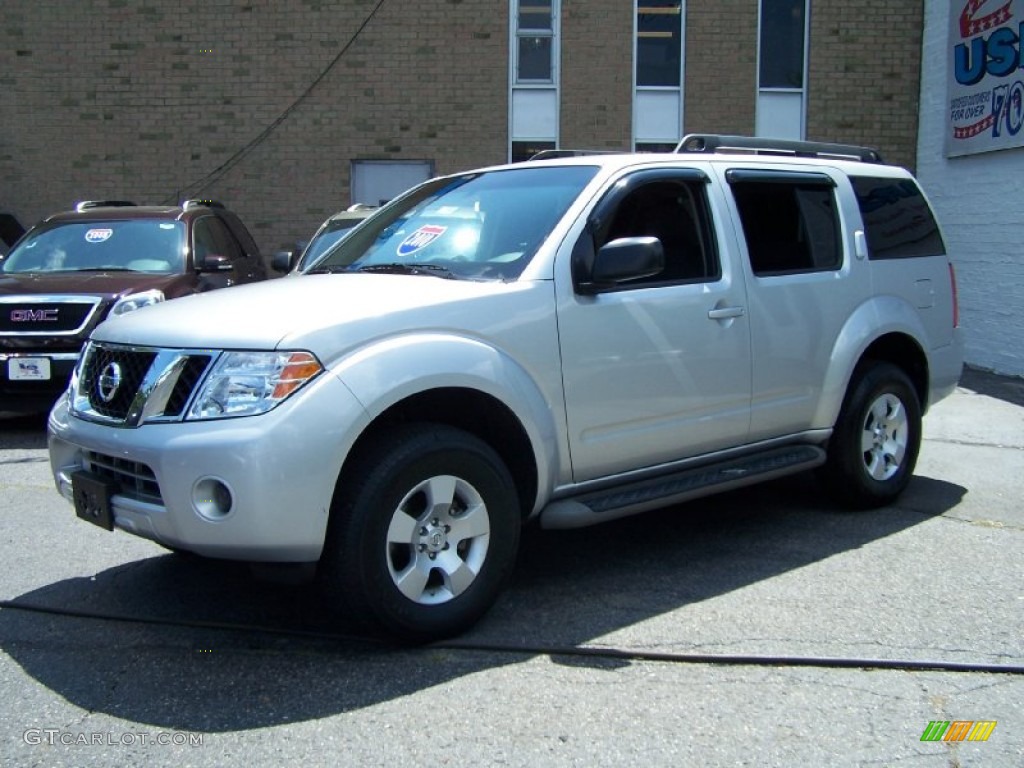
851,176,945,259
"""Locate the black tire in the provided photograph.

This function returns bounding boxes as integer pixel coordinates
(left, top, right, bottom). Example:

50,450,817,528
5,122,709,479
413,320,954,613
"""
821,362,922,509
318,423,520,642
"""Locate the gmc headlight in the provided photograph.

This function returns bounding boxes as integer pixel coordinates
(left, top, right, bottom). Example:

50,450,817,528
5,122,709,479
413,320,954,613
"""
111,289,165,316
187,351,323,420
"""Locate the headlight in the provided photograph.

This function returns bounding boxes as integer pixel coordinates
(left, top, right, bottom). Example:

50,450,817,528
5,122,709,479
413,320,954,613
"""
187,350,323,420
111,289,165,316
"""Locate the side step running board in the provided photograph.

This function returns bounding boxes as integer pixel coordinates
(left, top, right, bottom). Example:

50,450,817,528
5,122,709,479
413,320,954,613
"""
540,445,826,530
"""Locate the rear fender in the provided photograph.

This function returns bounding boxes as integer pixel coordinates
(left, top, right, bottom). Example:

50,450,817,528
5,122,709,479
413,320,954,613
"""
814,296,929,428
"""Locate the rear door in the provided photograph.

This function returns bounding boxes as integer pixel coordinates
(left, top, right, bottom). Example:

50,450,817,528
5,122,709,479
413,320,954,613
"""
719,165,869,440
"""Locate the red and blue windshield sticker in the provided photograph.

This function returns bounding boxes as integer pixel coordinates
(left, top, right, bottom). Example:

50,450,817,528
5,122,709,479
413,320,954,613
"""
85,228,113,243
397,225,446,256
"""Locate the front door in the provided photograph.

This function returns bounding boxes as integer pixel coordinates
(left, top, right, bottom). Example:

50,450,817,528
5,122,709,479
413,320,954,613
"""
557,169,752,482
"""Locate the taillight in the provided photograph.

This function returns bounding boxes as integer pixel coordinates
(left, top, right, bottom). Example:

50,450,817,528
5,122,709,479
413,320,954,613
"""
949,262,960,328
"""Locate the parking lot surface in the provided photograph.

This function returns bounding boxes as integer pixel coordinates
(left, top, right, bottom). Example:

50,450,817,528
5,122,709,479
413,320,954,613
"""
1,370,1022,766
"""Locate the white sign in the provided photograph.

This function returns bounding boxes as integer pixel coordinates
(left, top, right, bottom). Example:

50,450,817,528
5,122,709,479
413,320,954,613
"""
947,0,1024,156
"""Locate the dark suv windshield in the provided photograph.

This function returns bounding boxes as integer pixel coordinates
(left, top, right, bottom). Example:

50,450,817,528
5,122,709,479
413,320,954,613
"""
0,220,186,275
310,166,599,280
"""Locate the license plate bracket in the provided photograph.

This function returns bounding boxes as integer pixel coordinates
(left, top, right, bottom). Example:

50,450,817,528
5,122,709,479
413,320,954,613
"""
72,471,117,531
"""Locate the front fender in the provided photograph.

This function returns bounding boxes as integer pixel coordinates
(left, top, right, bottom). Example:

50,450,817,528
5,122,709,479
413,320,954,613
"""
814,295,929,428
329,332,562,516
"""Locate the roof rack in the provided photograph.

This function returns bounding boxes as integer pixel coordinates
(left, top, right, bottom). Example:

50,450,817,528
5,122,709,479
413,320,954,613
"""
181,199,225,210
528,149,624,161
674,134,884,164
74,200,137,212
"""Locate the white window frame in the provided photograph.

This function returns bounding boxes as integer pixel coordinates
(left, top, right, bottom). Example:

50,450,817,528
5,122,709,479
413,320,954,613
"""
755,0,809,139
632,1,686,148
509,0,560,160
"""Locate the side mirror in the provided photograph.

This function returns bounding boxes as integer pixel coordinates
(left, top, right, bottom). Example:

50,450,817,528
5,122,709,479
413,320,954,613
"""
271,250,296,272
197,253,233,272
578,236,664,294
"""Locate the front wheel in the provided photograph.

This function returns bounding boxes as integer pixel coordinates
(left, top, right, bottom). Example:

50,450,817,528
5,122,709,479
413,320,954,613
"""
821,362,922,509
319,424,520,641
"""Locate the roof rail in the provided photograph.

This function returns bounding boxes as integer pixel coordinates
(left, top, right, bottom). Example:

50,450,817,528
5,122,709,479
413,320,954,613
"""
74,200,137,212
181,199,225,210
528,149,624,161
674,134,884,164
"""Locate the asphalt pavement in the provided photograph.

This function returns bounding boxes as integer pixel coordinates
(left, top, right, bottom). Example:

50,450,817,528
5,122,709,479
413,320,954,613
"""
1,368,1021,767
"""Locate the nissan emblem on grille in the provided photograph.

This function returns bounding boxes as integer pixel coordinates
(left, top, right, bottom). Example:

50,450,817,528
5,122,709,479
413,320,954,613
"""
97,361,123,403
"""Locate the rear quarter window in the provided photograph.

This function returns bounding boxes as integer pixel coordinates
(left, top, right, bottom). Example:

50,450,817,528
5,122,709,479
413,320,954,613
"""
851,176,946,259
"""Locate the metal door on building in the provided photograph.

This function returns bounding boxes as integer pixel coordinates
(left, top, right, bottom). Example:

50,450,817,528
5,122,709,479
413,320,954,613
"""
351,160,434,207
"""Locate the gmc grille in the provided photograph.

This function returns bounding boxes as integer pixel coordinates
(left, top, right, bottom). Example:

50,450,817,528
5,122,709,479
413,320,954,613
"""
0,297,101,335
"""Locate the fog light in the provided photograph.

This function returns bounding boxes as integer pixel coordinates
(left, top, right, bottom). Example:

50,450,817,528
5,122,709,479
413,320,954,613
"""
193,477,234,521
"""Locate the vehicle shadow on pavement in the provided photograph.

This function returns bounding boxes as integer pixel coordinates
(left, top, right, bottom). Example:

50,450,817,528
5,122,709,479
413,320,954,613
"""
0,471,965,733
958,366,1024,408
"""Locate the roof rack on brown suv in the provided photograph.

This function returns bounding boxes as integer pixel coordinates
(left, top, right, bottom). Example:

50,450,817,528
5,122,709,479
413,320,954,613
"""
674,133,884,164
74,200,137,212
181,199,225,210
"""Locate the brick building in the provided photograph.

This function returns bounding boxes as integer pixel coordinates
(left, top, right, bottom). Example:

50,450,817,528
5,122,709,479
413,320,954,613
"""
2,1,924,258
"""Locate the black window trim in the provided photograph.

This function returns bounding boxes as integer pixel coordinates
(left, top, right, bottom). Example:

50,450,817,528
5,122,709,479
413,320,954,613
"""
725,168,836,187
576,167,720,293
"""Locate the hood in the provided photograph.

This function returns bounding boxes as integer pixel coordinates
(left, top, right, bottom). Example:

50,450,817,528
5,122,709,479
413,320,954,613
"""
91,273,526,355
0,271,192,300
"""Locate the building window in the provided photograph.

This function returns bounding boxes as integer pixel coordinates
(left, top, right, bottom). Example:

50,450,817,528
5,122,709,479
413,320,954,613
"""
511,141,555,163
516,1,554,83
756,0,808,139
637,1,682,87
633,1,684,148
510,1,559,161
759,0,806,88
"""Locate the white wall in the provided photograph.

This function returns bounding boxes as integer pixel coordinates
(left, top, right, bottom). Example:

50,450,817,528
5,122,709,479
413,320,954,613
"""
917,1,1024,376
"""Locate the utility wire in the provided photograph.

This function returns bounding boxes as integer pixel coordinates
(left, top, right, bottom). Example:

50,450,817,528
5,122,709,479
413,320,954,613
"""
171,0,387,202
3,600,1023,676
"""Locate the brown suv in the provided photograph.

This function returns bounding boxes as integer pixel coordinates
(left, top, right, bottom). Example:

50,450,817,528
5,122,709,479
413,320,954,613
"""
0,199,270,414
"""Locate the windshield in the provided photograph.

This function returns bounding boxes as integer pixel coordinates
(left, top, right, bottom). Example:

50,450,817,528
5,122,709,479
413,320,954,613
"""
0,220,186,275
309,165,598,281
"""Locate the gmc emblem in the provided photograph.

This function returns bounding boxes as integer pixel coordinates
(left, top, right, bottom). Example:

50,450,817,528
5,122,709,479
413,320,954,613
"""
11,309,59,322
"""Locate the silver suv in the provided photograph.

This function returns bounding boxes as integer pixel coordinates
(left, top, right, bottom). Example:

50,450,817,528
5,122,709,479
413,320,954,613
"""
48,135,963,640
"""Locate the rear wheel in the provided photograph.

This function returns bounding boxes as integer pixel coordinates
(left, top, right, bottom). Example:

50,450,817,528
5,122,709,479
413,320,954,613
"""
319,424,520,641
822,362,922,508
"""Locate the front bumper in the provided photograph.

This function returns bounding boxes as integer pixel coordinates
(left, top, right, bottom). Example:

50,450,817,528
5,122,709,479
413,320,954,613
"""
1,351,80,413
48,371,370,562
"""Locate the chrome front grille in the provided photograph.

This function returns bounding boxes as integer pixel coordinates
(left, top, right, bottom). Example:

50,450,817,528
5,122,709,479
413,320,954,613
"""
71,341,216,426
84,450,162,504
80,345,157,420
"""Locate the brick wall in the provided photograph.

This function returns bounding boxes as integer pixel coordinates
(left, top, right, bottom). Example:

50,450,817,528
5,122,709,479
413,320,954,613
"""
0,0,507,256
684,1,758,135
807,3,923,171
560,0,633,150
2,2,937,264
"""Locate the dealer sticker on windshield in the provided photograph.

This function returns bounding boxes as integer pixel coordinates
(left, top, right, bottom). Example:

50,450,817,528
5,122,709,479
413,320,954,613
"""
397,225,446,256
85,228,113,243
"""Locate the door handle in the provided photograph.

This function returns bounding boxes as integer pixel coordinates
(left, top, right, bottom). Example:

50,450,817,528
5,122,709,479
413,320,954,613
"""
707,306,745,320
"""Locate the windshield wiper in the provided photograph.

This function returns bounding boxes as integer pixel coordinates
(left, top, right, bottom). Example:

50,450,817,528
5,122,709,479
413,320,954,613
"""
355,263,459,279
